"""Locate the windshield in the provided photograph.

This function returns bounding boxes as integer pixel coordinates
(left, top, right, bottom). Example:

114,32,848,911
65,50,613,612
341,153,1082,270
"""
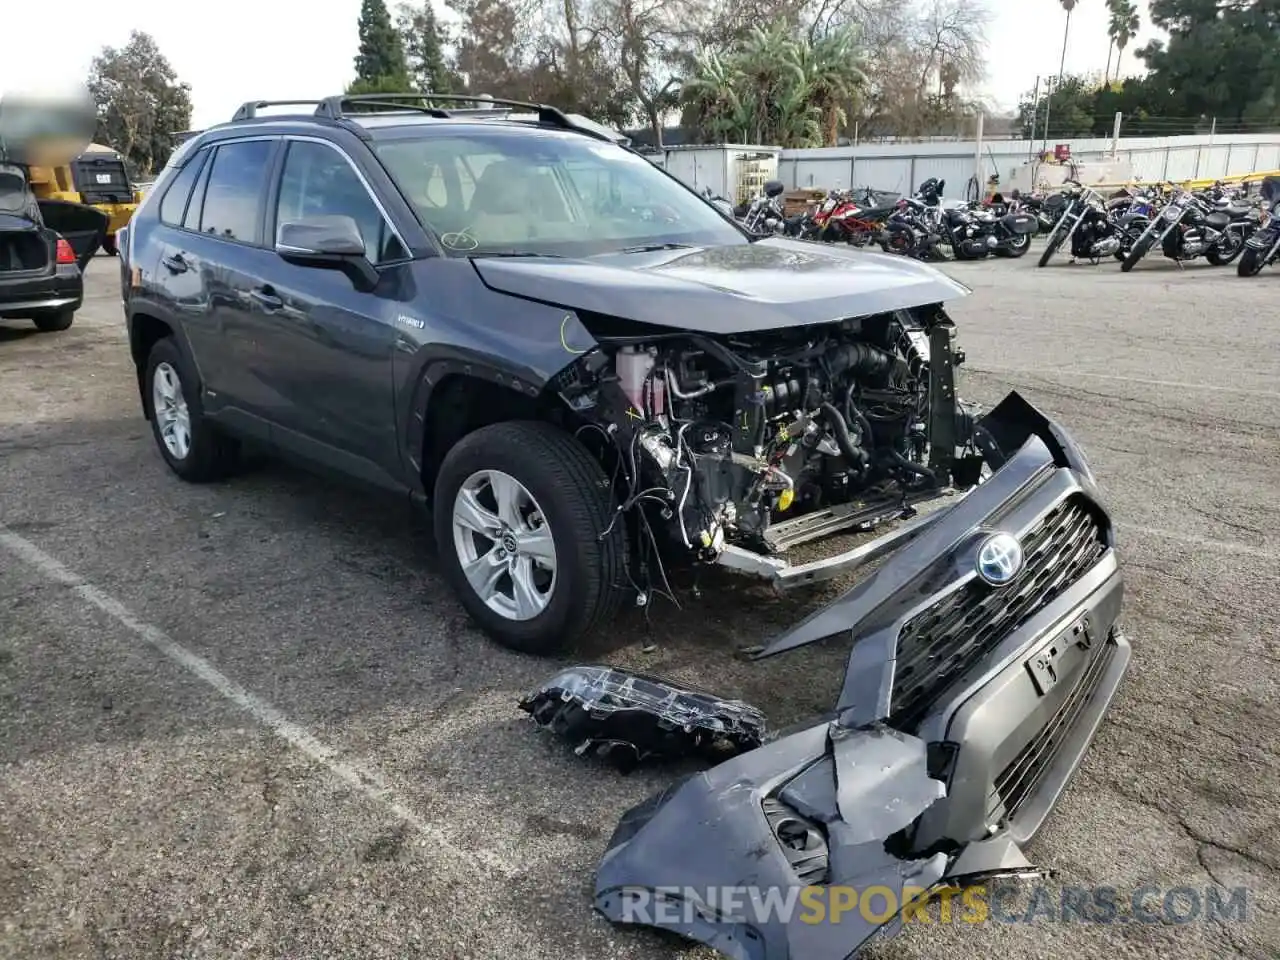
372,128,746,257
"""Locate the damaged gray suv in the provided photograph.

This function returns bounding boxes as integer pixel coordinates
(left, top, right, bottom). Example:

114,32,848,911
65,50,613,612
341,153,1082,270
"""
119,93,1131,959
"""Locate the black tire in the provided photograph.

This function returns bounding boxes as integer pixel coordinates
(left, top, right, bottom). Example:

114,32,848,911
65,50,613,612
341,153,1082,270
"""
101,234,118,257
1120,234,1154,273
30,309,75,332
1237,247,1264,277
433,421,629,655
1037,224,1067,267
1205,232,1244,266
143,337,239,482
881,223,913,254
996,232,1032,258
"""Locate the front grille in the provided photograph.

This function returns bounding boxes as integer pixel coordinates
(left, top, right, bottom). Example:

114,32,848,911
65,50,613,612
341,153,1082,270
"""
987,634,1116,823
889,495,1107,727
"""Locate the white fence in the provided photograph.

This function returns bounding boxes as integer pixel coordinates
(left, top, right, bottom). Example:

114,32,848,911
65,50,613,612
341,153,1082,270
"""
776,134,1280,195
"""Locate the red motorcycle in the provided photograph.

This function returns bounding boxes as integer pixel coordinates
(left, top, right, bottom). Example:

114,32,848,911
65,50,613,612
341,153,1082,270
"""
809,187,901,246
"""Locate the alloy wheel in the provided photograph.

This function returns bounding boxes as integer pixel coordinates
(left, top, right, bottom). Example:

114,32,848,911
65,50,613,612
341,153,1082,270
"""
451,469,557,621
152,361,192,460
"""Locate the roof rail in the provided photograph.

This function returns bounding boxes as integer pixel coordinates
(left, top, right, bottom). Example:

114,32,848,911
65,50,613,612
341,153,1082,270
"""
230,93,622,143
315,93,613,140
231,100,330,121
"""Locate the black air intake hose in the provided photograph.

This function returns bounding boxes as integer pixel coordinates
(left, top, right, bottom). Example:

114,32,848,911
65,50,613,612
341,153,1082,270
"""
827,343,897,379
819,402,868,467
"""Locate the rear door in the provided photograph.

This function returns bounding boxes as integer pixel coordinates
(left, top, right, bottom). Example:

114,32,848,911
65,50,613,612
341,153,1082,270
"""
152,137,279,434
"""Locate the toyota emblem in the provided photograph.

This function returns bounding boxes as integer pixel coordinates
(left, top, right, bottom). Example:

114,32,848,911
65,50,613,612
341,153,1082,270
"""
976,532,1024,586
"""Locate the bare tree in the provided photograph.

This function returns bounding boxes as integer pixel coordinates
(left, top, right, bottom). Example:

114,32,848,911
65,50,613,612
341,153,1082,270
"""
595,0,693,146
914,0,990,98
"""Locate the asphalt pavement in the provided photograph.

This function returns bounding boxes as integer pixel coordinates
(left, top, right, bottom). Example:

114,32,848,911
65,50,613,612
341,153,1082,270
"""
2,251,1277,960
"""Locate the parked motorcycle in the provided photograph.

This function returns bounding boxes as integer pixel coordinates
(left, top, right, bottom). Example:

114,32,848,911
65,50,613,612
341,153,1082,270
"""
1037,181,1138,267
1120,185,1258,272
736,180,786,235
812,187,900,246
901,178,1037,260
1237,177,1280,277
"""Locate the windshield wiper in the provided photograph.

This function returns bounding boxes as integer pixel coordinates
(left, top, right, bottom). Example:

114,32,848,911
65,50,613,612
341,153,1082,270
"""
469,250,567,259
614,242,696,254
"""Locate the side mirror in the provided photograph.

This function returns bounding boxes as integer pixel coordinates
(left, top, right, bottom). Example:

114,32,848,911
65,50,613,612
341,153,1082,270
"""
276,215,379,292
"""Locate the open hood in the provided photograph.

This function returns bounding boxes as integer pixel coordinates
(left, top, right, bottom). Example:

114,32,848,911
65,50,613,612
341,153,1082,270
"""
470,238,971,333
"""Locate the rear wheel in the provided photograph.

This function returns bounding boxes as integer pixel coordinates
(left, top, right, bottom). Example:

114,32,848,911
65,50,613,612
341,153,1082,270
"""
101,234,118,257
433,421,629,654
997,232,1032,258
144,338,239,482
30,309,75,332
1120,234,1154,273
1206,232,1244,266
1237,247,1264,277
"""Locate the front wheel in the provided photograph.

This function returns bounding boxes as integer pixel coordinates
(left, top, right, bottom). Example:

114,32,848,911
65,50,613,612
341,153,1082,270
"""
433,421,629,655
1237,247,1264,277
1206,232,1245,266
1037,224,1067,267
1121,234,1154,273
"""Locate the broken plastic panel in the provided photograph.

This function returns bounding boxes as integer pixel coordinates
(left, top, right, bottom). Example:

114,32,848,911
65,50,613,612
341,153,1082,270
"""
518,665,767,771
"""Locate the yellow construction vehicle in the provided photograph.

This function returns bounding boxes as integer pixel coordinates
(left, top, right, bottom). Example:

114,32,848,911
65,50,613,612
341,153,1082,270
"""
26,143,139,256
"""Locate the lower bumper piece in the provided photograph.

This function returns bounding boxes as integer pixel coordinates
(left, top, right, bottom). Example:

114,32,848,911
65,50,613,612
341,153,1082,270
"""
591,623,1130,960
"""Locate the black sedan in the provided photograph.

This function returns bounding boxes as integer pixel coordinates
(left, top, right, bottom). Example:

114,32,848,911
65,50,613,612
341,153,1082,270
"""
0,162,104,333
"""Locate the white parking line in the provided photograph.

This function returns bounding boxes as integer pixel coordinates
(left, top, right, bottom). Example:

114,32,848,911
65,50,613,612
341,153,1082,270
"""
0,524,516,878
1117,522,1278,561
971,368,1280,401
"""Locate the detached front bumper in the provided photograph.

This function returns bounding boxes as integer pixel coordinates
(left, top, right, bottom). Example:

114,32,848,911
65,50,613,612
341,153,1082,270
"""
592,392,1132,960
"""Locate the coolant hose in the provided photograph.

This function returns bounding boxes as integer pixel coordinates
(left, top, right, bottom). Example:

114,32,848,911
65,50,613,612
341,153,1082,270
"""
888,448,936,483
819,403,868,467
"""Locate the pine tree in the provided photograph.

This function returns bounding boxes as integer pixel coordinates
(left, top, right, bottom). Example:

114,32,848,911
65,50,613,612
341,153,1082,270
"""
353,0,410,88
399,2,460,94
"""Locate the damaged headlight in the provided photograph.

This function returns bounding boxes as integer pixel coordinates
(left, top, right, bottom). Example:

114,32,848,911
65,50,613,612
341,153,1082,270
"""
519,666,767,770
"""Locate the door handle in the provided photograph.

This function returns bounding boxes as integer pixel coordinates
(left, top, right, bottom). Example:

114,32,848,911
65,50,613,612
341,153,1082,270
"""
250,287,283,311
161,253,188,273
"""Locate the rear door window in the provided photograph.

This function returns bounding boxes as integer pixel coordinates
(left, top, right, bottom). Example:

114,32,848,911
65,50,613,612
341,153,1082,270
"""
198,140,274,244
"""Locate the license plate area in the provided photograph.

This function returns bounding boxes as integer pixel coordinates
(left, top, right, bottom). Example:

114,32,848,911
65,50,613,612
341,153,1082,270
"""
1026,615,1093,697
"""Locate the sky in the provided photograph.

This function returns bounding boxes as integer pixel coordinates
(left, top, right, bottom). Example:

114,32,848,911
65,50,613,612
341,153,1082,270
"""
1,0,1167,130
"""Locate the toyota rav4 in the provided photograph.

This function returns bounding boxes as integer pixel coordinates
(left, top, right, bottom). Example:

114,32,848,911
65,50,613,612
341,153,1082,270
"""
118,93,1130,960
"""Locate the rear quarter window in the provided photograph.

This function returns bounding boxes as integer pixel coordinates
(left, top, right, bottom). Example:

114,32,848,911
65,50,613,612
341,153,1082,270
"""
158,151,208,226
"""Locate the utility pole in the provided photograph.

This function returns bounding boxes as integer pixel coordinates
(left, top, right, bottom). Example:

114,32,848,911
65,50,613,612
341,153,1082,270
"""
1040,76,1054,159
974,112,985,199
1028,75,1040,161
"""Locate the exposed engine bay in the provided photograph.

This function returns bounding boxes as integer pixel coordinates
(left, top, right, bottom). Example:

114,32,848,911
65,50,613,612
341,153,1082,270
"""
556,306,984,587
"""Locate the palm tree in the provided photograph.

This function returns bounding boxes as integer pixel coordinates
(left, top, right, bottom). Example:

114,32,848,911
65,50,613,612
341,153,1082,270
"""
1111,0,1140,84
682,50,750,143
799,27,867,147
1104,0,1119,85
1057,0,1077,84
